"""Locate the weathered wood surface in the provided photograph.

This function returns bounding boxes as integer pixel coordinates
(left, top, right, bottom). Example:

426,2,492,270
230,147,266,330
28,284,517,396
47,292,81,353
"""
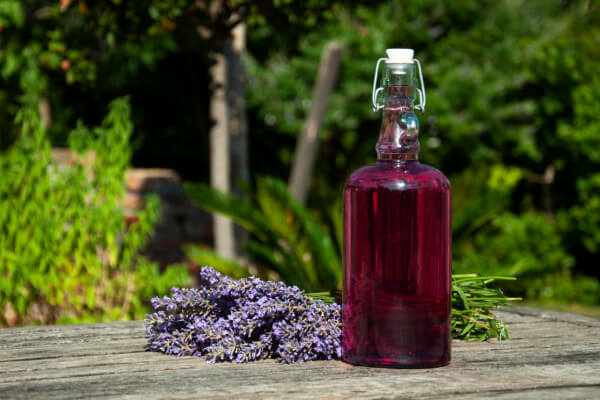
0,306,599,399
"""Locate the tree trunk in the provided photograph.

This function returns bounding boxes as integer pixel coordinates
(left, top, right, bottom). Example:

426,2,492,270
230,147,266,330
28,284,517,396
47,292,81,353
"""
209,23,249,260
289,43,343,204
227,23,249,255
39,97,51,128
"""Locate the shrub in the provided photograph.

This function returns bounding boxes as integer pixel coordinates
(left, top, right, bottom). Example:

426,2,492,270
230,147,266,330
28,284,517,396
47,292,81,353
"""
0,97,189,326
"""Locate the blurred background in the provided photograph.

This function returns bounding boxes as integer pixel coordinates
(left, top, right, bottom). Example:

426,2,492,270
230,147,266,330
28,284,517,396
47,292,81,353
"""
1,0,599,326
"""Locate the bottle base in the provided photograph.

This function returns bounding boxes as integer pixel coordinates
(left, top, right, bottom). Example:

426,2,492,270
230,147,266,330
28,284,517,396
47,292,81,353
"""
342,356,450,369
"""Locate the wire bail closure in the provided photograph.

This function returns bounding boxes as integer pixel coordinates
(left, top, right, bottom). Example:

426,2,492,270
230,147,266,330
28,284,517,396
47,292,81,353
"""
371,56,426,113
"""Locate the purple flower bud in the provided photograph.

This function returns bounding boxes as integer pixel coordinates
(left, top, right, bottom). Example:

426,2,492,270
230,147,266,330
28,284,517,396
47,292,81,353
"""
144,266,341,364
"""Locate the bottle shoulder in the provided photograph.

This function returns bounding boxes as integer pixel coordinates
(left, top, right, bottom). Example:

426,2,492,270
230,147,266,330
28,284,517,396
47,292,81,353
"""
345,161,450,191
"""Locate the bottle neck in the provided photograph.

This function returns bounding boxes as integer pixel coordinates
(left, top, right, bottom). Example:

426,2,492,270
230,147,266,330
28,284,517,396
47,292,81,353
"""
376,84,420,161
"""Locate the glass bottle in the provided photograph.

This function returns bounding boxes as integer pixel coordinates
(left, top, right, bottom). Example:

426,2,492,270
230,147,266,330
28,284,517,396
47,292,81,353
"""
342,49,451,368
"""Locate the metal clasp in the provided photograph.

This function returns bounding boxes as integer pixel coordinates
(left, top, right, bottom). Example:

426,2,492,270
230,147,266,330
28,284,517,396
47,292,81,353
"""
371,57,426,113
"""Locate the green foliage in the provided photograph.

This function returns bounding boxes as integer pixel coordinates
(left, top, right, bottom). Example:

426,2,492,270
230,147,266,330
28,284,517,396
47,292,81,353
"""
185,245,250,279
451,166,597,303
565,174,600,253
454,213,573,276
1,0,599,312
0,96,189,326
450,165,521,239
450,275,519,341
0,1,346,177
246,0,600,304
185,177,341,291
455,213,574,279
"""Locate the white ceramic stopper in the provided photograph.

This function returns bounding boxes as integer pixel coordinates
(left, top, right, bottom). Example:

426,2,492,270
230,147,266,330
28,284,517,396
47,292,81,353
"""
385,48,414,64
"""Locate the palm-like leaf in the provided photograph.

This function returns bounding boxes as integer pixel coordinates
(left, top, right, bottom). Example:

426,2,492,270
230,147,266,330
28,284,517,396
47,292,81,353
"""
185,176,341,291
183,182,272,241
255,177,341,288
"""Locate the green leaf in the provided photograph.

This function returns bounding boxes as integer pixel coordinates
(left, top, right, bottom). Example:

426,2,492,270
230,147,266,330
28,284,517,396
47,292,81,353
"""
185,245,249,279
184,182,272,242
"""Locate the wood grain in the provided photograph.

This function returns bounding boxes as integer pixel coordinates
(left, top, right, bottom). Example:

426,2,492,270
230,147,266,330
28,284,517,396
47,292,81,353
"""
0,306,598,399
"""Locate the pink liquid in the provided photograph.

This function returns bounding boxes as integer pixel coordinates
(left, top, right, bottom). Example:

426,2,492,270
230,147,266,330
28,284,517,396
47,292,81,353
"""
343,160,451,367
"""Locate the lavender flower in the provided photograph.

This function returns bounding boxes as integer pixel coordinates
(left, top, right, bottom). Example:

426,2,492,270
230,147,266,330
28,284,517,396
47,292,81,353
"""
144,266,341,364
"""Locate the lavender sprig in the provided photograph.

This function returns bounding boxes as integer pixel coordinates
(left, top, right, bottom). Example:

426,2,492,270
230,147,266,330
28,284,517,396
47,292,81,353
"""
144,266,341,364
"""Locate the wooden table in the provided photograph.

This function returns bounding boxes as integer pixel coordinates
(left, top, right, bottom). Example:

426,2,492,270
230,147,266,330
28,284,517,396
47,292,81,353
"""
1,306,599,399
